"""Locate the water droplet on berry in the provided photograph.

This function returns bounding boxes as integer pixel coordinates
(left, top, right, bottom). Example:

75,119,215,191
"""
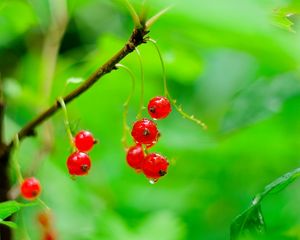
149,179,158,184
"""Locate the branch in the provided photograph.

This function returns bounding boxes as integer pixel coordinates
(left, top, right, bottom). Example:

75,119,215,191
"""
3,27,149,155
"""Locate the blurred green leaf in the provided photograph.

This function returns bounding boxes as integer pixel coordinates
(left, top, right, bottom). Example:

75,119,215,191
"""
221,73,300,133
231,168,300,239
0,201,22,220
231,205,265,240
0,0,36,47
0,220,17,229
272,8,296,32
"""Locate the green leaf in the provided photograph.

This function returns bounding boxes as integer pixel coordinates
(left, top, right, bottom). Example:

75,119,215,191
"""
0,201,22,220
272,8,297,32
231,205,265,240
0,201,34,220
0,220,17,229
0,1,36,47
230,168,300,239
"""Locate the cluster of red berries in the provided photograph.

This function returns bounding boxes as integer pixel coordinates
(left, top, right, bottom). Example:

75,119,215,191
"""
67,130,96,176
126,96,172,182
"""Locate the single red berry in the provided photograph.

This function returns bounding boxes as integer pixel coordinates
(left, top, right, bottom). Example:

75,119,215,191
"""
37,212,51,228
67,152,91,176
126,144,145,170
74,130,96,152
43,231,56,240
20,177,41,200
148,96,171,120
142,153,169,180
131,118,159,146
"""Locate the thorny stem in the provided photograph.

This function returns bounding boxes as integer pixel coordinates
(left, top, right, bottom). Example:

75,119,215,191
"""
148,38,207,130
1,27,149,157
115,63,136,149
135,47,145,119
57,97,76,152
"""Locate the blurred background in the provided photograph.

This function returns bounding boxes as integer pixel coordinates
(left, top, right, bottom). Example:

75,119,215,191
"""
1,0,300,239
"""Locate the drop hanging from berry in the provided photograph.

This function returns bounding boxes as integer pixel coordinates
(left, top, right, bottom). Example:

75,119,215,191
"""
142,153,169,183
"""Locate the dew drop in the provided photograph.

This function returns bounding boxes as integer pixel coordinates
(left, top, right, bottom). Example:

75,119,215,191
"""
149,178,158,184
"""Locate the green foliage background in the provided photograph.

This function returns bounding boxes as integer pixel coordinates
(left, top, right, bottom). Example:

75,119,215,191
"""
1,0,300,239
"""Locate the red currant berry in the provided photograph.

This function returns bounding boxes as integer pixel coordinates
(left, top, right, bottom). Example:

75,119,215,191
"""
37,212,50,228
67,152,91,176
74,130,96,152
126,144,145,170
43,231,56,240
148,96,171,120
131,118,159,146
20,177,41,200
142,153,169,180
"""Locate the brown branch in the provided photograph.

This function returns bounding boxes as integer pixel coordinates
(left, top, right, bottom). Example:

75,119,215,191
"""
2,27,149,155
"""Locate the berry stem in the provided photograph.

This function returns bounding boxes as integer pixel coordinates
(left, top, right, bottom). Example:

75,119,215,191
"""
148,39,168,96
135,47,145,119
57,97,76,151
148,38,207,130
12,134,24,184
37,198,50,211
115,63,136,149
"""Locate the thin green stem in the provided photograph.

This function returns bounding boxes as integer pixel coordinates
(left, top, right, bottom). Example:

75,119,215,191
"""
135,47,145,119
116,63,136,149
12,135,24,184
37,198,50,211
148,38,167,96
57,97,76,152
148,38,207,129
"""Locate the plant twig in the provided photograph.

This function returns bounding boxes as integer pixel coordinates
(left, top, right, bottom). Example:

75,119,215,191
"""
2,27,149,156
57,97,76,151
